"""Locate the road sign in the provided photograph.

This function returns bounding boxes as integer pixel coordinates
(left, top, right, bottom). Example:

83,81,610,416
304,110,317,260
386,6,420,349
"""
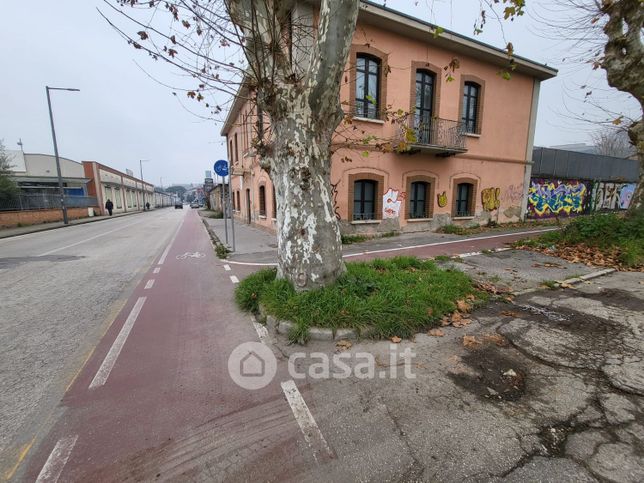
214,160,229,177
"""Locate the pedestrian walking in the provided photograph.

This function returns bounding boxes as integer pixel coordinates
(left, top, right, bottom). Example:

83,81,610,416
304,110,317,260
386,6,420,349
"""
105,199,114,216
145,202,150,211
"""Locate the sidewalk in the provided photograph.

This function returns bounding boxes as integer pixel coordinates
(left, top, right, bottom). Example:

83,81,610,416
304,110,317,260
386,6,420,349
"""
200,212,558,264
0,210,145,239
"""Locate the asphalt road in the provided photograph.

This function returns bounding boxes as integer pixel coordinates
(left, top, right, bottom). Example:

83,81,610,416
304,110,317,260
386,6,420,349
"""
0,209,185,478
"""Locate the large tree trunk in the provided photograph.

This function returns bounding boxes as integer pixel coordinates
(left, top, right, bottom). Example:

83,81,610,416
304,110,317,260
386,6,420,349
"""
272,151,345,290
270,93,346,291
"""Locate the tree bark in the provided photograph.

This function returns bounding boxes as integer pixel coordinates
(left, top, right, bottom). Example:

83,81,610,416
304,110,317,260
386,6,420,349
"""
600,0,643,213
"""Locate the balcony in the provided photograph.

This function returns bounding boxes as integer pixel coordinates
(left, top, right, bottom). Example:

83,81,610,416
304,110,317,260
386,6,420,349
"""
398,117,467,157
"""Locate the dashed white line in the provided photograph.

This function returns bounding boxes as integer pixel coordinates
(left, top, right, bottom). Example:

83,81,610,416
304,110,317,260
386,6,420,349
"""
144,279,155,289
281,380,332,462
153,267,161,274
230,275,239,284
89,297,146,389
223,264,231,271
35,435,78,483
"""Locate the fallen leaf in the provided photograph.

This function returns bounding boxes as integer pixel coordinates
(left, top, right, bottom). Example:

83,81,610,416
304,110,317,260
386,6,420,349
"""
440,316,451,327
501,310,518,317
463,335,481,348
335,339,352,351
426,307,434,317
391,336,402,344
503,369,517,377
559,282,575,289
456,299,471,313
482,333,509,347
428,328,445,337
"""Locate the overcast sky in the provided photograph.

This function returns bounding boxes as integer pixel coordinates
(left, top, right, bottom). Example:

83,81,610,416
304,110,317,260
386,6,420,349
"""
0,1,638,187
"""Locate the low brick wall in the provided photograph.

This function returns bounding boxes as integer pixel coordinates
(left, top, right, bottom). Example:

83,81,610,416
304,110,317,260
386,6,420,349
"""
0,207,99,228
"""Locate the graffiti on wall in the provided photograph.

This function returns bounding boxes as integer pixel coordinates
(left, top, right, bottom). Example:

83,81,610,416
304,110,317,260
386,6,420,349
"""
502,184,523,204
481,187,501,211
592,182,636,211
383,188,404,219
437,191,447,208
527,179,590,218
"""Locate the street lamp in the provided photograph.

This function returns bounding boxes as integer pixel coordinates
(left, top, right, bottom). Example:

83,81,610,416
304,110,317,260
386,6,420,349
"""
140,159,150,210
46,86,80,225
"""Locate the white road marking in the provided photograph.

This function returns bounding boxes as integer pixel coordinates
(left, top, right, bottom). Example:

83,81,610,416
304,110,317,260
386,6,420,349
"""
158,219,184,265
144,279,155,289
35,435,78,483
153,267,161,274
223,264,231,271
223,229,558,267
230,275,239,284
342,228,558,258
89,297,146,389
281,380,332,462
253,320,268,343
37,220,142,256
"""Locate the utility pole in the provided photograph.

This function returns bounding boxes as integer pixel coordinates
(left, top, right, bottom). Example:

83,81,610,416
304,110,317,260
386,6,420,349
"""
46,86,80,225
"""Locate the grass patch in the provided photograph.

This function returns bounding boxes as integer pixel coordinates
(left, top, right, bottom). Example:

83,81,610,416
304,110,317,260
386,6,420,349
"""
434,255,452,262
439,224,467,235
215,243,230,259
236,256,482,343
341,234,369,245
207,210,224,219
516,212,644,269
541,280,558,290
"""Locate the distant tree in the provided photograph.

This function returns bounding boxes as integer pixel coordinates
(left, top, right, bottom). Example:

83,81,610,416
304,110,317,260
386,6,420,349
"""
0,140,19,204
591,127,636,158
165,185,187,197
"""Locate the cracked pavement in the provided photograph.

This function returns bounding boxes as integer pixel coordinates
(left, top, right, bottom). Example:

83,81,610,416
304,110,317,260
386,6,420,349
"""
272,270,644,482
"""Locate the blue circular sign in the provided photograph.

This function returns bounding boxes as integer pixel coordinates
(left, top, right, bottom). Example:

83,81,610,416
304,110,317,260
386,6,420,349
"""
214,159,229,177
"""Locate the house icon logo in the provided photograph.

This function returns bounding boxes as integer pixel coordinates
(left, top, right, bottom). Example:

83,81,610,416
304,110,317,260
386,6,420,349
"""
228,342,277,390
240,351,265,377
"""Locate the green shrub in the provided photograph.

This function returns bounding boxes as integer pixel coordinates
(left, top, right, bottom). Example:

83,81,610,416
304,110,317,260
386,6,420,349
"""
341,233,369,244
215,243,230,259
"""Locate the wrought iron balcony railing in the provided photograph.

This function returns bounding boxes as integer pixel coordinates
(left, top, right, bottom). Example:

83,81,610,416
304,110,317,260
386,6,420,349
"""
399,117,467,156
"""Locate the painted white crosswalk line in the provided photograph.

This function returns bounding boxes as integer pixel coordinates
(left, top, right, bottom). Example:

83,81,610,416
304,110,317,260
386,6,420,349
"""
35,435,78,483
223,264,231,271
230,275,239,284
153,267,161,274
144,279,155,289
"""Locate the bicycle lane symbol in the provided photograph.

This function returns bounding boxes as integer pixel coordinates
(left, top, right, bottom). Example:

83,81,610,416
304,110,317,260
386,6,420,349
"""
176,252,206,260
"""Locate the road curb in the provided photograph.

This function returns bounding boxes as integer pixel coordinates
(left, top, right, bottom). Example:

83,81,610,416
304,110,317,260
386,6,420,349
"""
200,217,230,259
512,267,616,296
258,304,360,342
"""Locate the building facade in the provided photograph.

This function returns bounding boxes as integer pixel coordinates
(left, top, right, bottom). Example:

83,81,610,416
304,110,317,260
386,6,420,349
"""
82,161,155,215
6,150,89,195
221,2,557,235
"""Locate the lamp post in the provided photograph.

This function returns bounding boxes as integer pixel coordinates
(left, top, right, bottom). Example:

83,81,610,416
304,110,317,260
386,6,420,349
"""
46,86,80,225
140,159,150,210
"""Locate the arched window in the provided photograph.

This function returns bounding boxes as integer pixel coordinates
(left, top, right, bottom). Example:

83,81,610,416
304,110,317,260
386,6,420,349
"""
355,54,380,119
455,182,474,217
461,82,480,134
409,181,428,219
236,191,241,212
353,179,377,220
258,185,266,217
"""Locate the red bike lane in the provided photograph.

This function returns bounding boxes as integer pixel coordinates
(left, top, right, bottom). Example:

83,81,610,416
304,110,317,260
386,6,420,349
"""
24,211,315,482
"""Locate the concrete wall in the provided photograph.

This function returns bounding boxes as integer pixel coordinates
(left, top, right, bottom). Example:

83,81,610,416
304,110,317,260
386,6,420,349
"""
0,207,97,228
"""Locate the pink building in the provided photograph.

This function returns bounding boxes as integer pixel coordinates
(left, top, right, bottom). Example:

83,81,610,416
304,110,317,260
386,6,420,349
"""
221,2,556,235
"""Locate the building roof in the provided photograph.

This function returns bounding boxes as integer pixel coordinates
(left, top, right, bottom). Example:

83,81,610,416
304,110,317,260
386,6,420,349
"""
221,1,557,136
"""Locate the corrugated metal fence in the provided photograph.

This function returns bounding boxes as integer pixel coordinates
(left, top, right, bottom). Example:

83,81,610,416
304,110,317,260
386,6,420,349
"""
0,194,98,212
